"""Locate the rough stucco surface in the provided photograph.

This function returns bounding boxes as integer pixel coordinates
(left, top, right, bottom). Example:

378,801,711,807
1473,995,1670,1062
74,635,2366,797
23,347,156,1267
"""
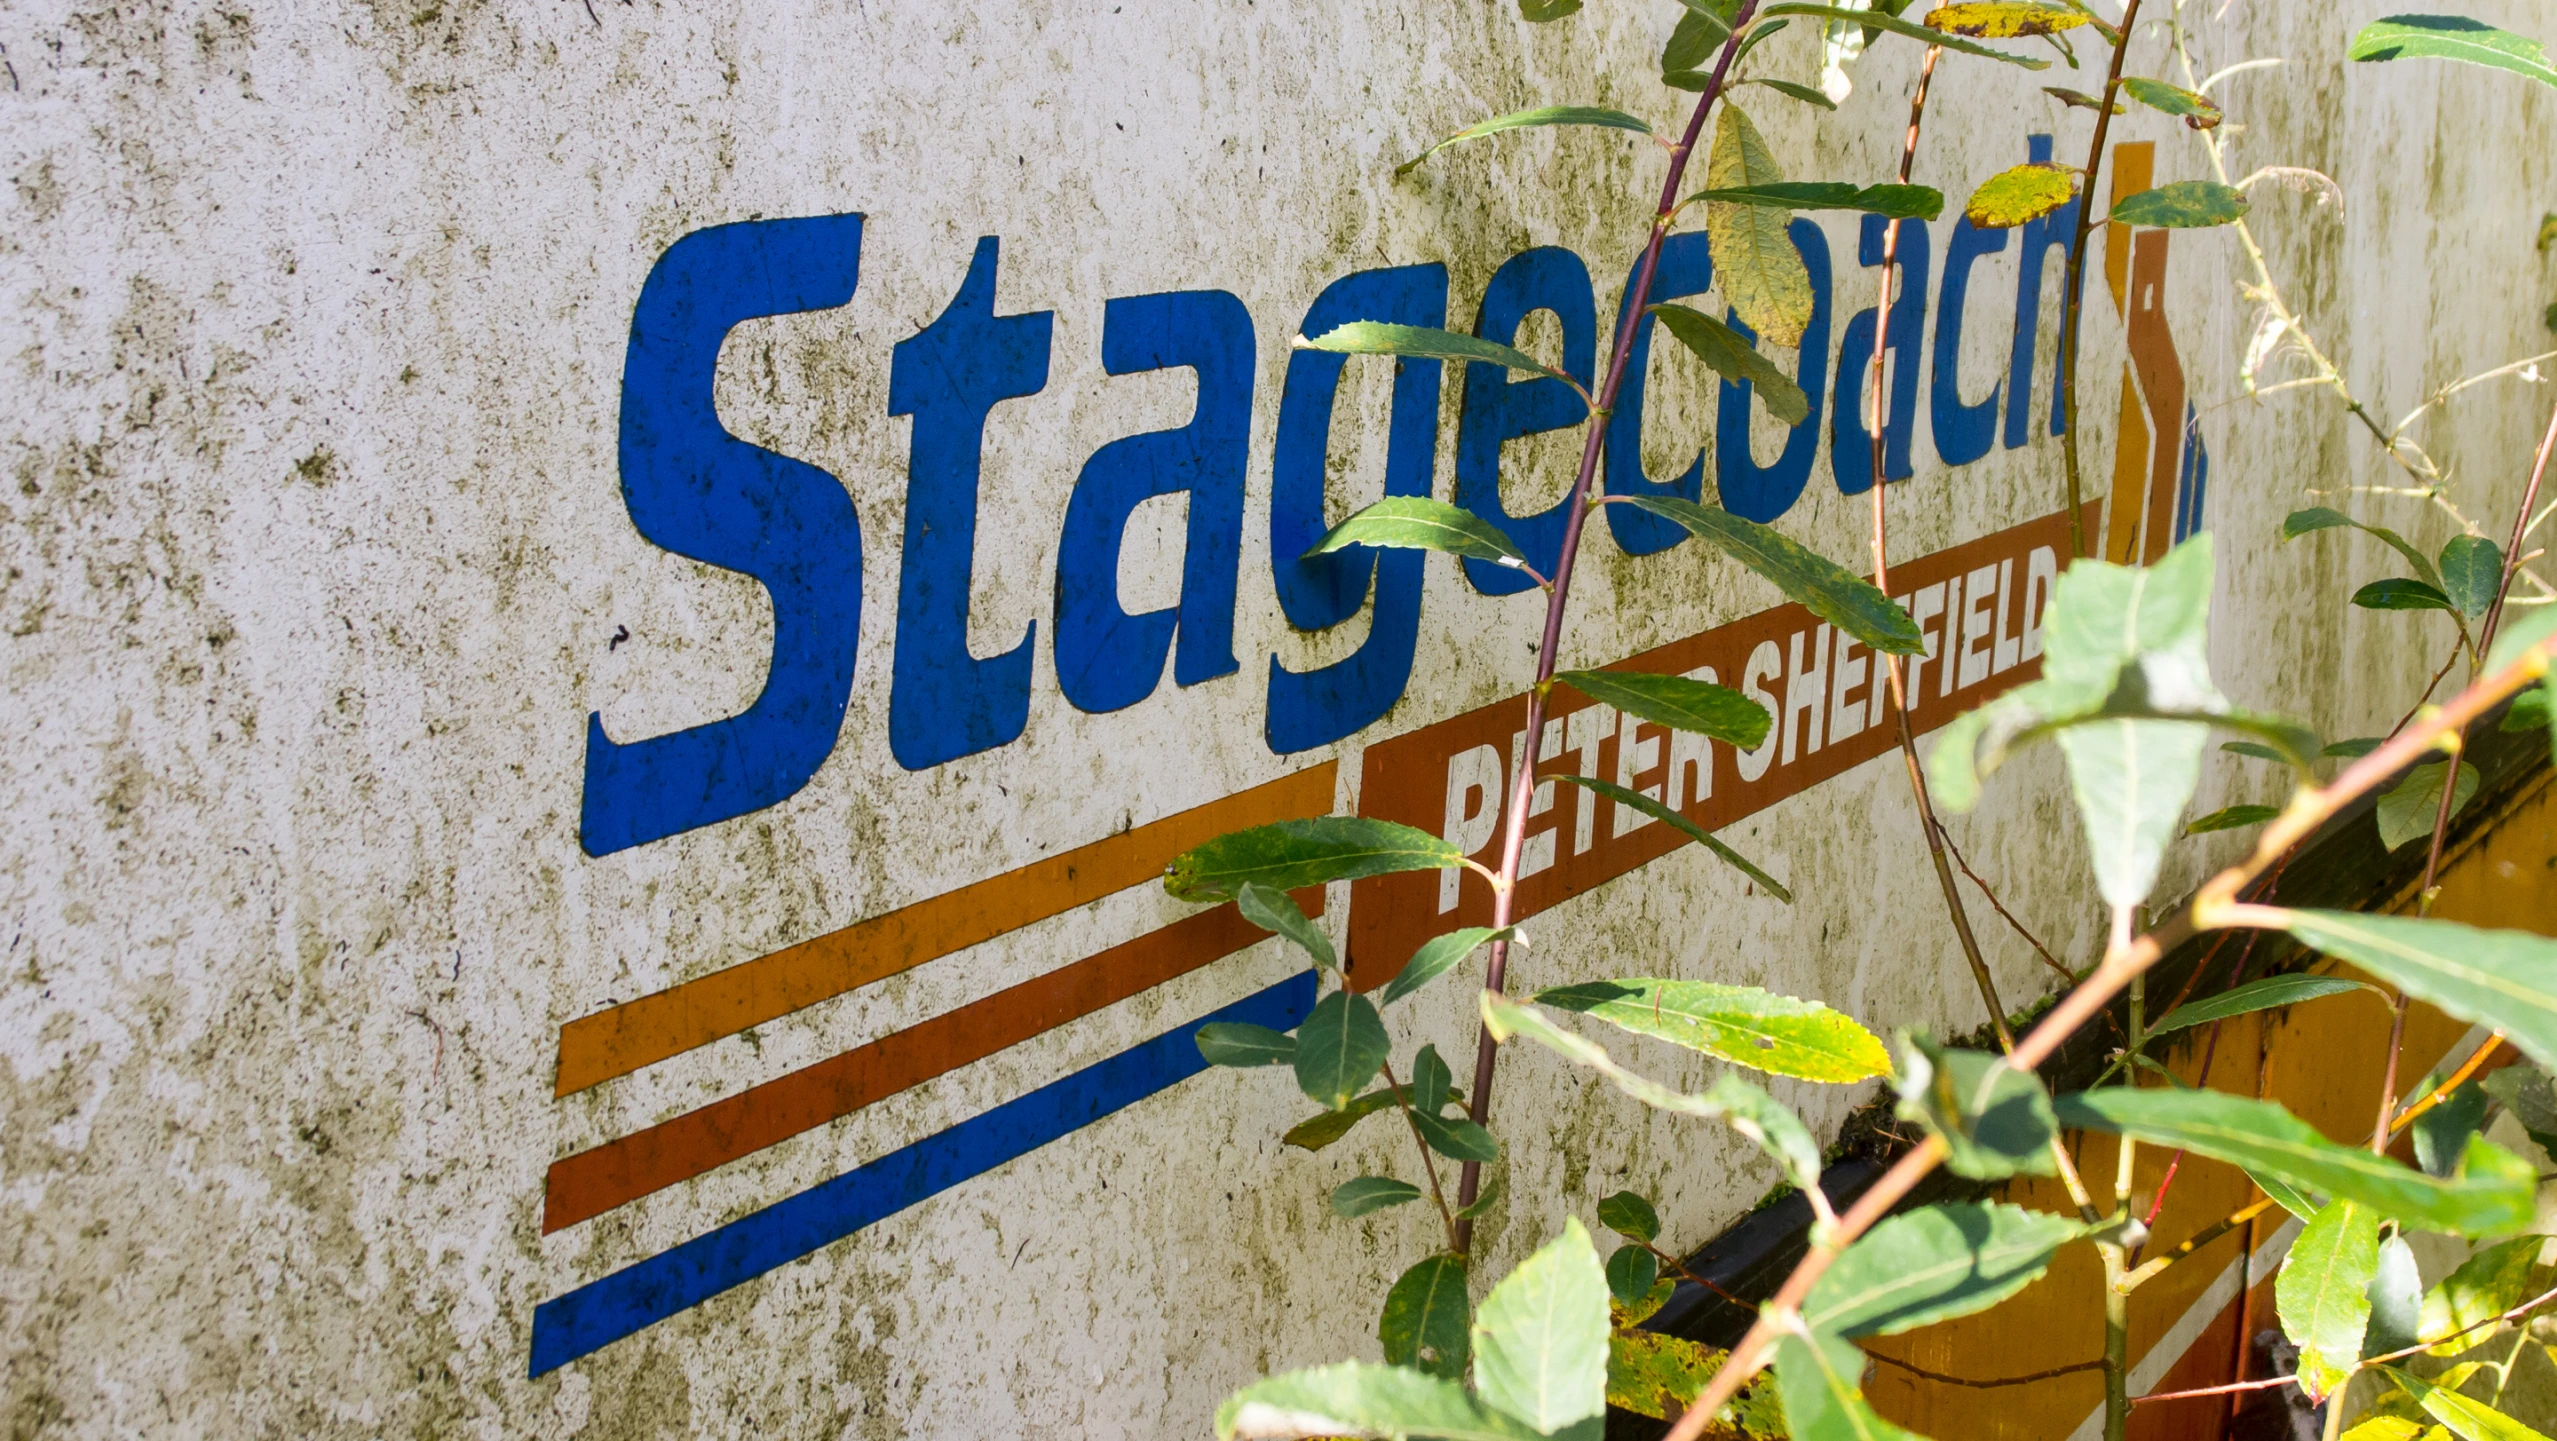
1,0,2552,1435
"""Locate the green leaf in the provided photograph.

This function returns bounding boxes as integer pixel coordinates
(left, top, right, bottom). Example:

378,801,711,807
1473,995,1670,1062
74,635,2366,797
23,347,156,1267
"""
2053,1087,2539,1234
1687,181,1945,220
1616,495,1927,655
1295,323,1584,399
1558,665,1775,748
1763,3,2054,66
2250,1167,2323,1222
1965,162,2082,228
1472,1219,1611,1434
2327,737,2386,759
1296,991,1391,1111
1608,1330,1737,1424
1458,1170,1504,1221
2412,1082,2489,1180
1598,1191,1663,1244
1663,2,1735,75
1804,1202,2082,1338
1774,1330,1926,1441
2367,1234,2424,1355
1896,1035,2060,1180
2481,1064,2557,1158
1705,106,1815,348
1607,1244,1662,1305
2284,507,2447,592
2283,910,2557,1075
2419,1236,2545,1357
2355,578,2458,613
1168,817,1465,902
2279,1199,2377,1401
1238,883,1337,971
2386,1364,2557,1441
2499,684,2551,734
1521,0,1585,20
1382,1253,1473,1380
1645,304,1813,426
1396,105,1652,177
1335,1176,1425,1218
1922,2,2088,37
1541,978,1891,1083
2340,1420,2430,1441
1310,497,1531,573
2350,15,2557,91
1382,927,1519,1007
1482,994,1825,1194
2057,718,2211,908
1199,1022,1297,1067
1283,1089,1399,1150
2120,76,2223,128
2440,536,2505,618
1742,76,1841,109
2148,974,2377,1036
2186,804,2282,836
1411,1109,1501,1163
1554,775,1795,902
1411,1043,1454,1115
2487,602,2557,672
2376,760,2480,851
2225,741,2289,763
1214,1362,1543,1441
2110,180,2250,228
2044,84,2126,114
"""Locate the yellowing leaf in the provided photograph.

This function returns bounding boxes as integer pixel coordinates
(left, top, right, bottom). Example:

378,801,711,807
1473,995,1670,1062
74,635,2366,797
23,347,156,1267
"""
1923,2,2089,38
1705,106,1813,347
1967,163,2082,229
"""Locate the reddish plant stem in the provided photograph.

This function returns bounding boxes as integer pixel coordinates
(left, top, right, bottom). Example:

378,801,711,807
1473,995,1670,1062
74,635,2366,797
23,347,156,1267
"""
2057,0,2145,562
1451,3,1762,1247
1943,831,2074,982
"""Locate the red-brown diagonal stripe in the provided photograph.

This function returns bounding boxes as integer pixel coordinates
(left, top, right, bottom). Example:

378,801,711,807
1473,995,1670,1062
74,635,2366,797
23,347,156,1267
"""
540,887,1322,1234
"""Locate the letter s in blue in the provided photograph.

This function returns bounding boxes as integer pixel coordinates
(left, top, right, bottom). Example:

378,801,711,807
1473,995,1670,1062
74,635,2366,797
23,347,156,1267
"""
580,216,866,858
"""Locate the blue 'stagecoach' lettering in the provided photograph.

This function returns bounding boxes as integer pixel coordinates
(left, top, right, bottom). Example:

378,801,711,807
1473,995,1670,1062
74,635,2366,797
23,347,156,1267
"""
1266,264,1448,754
590,135,2100,850
888,236,1053,770
582,214,868,858
1055,290,1253,714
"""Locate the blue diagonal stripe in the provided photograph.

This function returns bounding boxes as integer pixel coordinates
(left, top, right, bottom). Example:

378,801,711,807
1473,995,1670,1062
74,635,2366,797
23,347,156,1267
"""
528,970,1316,1374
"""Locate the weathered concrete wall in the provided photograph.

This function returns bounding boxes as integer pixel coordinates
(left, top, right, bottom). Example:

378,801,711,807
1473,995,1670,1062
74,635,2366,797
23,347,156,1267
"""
1,1,2552,1435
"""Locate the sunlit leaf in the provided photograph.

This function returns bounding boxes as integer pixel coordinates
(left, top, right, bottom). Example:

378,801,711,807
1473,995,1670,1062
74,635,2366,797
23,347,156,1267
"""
2488,603,2557,672
2280,1199,2377,1400
2055,1087,2539,1234
1608,1330,1738,1424
1774,1330,1926,1441
1706,106,1815,347
2283,910,2557,1074
1381,1253,1472,1379
1215,1362,1541,1441
1559,664,1776,747
2385,1364,2557,1441
1295,323,1581,397
1896,1035,2059,1180
1541,978,1891,1082
2148,973,2377,1035
1168,817,1464,902
2419,1236,2545,1357
1398,106,1650,176
1309,496,1532,572
1966,162,2082,228
2367,1234,2424,1355
2059,718,2211,907
1616,495,1928,655
2350,15,2557,91
2110,180,2250,228
1804,1202,2082,1337
1334,1176,1425,1218
1763,2,2055,66
1922,2,2088,38
2120,76,2223,128
1472,1219,1611,1434
1647,304,1813,425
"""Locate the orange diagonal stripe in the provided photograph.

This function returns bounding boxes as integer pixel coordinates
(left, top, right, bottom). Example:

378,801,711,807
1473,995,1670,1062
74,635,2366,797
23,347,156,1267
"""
540,886,1320,1234
553,761,1338,1096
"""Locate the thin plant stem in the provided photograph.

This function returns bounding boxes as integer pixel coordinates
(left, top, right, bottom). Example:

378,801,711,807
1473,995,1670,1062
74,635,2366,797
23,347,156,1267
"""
1660,636,2557,1441
1376,1058,1459,1251
1450,3,1763,1248
2390,1036,2510,1136
1943,830,2074,982
2058,0,2145,561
